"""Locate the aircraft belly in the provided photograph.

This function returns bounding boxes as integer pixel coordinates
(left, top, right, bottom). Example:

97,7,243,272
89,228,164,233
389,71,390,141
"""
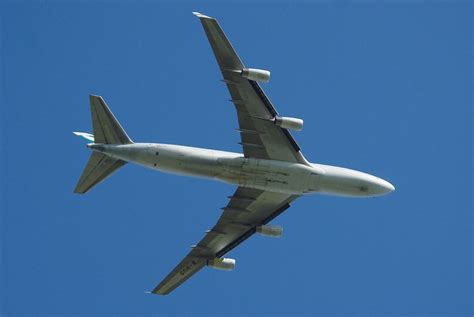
103,143,227,179
218,157,313,195
152,145,224,179
98,143,315,194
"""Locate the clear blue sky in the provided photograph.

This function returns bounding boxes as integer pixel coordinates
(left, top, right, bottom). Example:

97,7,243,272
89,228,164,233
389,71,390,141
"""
1,2,472,316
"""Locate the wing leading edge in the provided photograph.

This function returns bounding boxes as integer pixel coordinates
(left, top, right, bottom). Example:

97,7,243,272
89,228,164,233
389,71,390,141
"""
152,188,299,295
193,12,310,165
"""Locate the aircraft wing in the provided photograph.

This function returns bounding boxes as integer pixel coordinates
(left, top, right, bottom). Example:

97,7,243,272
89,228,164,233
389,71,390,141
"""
193,12,309,165
152,187,300,295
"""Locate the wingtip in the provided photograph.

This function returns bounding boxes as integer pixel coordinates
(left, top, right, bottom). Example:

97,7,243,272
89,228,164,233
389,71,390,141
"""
192,11,212,19
146,290,166,296
89,94,102,101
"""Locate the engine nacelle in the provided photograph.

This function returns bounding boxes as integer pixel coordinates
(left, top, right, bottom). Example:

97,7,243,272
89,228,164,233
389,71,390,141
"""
207,258,236,271
241,68,270,83
256,225,283,238
274,116,304,131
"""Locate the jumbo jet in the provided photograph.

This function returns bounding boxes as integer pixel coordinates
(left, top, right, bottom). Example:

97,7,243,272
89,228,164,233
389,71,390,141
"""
74,12,395,295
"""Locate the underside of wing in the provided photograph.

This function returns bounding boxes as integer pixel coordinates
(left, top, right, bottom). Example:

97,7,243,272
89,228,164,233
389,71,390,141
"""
151,12,307,296
151,187,300,295
193,12,310,165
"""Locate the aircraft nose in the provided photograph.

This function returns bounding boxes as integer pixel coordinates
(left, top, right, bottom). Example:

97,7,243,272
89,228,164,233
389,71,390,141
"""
371,178,395,196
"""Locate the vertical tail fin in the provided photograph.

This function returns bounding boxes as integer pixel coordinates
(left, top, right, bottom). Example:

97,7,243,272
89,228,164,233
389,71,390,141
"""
73,131,95,142
74,95,132,194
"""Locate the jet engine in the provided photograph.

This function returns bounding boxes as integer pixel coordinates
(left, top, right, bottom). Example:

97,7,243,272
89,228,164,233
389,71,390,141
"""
241,68,270,83
207,258,236,271
256,225,283,238
274,116,304,131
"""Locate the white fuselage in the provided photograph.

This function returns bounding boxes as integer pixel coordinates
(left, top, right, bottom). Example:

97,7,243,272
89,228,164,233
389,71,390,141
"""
90,143,394,197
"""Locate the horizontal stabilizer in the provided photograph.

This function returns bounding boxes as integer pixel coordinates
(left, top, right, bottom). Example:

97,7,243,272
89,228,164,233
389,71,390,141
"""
74,95,132,194
74,152,126,194
90,95,132,145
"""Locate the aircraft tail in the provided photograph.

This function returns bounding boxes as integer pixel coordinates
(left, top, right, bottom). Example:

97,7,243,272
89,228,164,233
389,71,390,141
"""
74,95,133,194
88,95,133,145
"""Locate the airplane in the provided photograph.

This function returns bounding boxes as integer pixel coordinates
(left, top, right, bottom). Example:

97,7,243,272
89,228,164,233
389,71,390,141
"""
73,12,395,295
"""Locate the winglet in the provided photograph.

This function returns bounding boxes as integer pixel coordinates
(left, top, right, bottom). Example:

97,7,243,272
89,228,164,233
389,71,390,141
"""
192,11,212,19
